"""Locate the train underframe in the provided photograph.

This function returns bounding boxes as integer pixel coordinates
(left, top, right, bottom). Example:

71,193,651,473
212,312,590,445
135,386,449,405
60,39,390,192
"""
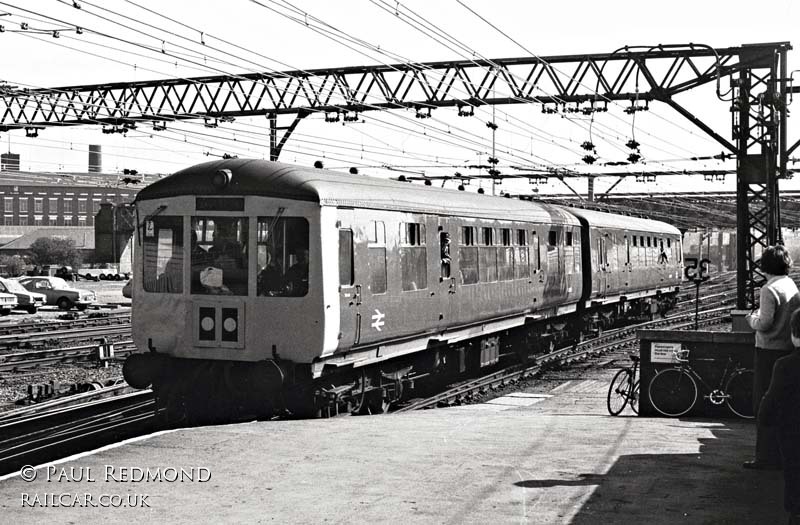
126,291,678,424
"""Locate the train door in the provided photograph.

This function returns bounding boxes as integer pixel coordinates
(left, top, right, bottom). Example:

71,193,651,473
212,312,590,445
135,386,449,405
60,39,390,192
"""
596,232,608,295
437,217,458,327
350,210,396,346
337,209,361,347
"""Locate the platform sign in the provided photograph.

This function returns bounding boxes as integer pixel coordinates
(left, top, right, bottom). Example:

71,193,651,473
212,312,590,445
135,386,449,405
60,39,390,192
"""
651,342,683,364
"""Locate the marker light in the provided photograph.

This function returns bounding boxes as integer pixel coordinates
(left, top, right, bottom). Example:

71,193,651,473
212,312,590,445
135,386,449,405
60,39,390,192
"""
211,169,232,190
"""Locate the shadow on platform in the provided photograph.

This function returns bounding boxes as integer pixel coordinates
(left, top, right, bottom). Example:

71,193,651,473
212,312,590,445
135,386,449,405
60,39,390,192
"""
515,420,784,524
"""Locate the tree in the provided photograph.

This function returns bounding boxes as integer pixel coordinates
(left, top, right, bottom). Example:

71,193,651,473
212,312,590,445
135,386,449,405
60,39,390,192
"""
28,237,83,268
0,255,27,276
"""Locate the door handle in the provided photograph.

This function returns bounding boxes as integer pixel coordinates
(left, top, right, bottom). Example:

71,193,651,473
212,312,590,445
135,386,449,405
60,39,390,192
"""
355,284,362,306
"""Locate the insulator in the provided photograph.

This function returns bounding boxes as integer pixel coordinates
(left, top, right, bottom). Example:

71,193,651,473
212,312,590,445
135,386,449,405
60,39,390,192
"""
582,155,596,165
581,141,595,151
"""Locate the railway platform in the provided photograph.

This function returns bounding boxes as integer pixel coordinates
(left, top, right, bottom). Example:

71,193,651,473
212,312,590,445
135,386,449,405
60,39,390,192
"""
0,378,783,524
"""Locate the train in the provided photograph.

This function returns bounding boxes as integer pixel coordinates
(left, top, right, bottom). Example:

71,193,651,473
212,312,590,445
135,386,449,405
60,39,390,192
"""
122,159,683,419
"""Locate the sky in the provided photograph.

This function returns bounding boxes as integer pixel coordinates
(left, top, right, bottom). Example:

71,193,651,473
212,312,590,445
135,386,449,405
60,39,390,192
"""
0,0,798,197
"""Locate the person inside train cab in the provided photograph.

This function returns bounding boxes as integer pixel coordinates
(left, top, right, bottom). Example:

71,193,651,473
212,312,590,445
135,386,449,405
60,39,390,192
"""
284,248,309,296
744,245,800,470
257,252,283,296
658,240,669,264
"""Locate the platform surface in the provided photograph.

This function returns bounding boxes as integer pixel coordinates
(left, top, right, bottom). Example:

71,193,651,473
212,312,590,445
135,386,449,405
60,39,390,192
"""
0,378,784,524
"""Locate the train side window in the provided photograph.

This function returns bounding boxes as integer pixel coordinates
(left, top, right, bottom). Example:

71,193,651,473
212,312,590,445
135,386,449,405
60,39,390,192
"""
256,217,309,297
625,236,631,266
498,228,514,281
632,236,637,247
531,232,541,272
439,231,451,280
339,229,354,286
548,230,557,246
479,227,498,282
400,221,427,291
368,221,386,294
516,229,530,278
459,226,479,285
565,231,573,246
142,216,184,294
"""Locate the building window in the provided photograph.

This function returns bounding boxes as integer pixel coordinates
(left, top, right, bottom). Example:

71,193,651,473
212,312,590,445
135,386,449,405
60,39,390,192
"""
93,199,101,213
19,198,28,213
79,200,87,214
34,199,43,213
18,216,27,226
64,217,73,226
64,200,73,214
3,197,11,212
34,216,42,226
3,216,11,226
49,217,57,226
78,216,86,226
48,198,58,214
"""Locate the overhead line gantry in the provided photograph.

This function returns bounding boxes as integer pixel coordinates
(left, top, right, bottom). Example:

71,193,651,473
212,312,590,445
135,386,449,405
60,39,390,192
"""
0,41,793,308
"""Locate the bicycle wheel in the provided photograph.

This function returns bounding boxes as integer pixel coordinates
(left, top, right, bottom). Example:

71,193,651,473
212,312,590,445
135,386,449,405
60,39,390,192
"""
607,368,632,415
725,369,755,419
629,380,640,415
648,368,698,417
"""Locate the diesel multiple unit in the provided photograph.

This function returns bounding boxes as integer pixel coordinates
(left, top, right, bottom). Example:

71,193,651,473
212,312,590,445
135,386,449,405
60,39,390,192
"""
123,159,683,418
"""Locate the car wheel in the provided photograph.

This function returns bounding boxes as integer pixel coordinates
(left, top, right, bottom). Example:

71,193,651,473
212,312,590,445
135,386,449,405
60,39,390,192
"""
76,304,88,311
57,297,73,310
25,306,37,314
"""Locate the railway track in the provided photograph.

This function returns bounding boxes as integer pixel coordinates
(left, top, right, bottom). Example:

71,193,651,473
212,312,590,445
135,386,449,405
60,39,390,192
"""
0,340,136,373
0,312,130,337
0,389,156,476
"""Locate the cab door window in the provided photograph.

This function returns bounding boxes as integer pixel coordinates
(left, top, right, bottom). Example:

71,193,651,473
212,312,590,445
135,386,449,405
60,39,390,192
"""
142,216,184,293
255,217,309,297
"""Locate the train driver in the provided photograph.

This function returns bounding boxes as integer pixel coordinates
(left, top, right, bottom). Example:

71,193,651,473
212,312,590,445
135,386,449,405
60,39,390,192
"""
257,253,284,296
284,248,309,296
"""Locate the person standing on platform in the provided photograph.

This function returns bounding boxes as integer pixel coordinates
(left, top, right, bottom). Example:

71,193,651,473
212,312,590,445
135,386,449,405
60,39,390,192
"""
744,245,800,470
759,307,800,523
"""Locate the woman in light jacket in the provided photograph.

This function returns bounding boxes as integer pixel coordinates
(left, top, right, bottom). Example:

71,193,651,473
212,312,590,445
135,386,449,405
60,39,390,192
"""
745,245,800,469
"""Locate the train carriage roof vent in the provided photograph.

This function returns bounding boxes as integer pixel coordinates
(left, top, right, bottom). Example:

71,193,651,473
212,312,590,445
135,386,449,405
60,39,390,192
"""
211,168,232,190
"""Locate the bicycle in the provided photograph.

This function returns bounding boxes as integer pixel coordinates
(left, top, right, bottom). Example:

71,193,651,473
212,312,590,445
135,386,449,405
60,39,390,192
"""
647,348,754,418
607,354,640,416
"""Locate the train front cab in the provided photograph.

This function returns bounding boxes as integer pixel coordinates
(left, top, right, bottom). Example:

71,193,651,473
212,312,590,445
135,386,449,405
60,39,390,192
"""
127,193,329,411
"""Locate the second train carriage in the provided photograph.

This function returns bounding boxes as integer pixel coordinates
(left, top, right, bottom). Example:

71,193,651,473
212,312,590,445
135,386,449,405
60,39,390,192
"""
124,159,681,416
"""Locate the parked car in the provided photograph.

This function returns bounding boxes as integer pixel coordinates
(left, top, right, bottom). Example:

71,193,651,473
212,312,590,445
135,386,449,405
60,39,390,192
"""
0,277,45,314
0,284,17,315
122,279,132,299
17,276,97,311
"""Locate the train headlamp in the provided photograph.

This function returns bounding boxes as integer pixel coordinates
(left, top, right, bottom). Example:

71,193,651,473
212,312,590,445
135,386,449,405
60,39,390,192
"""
211,169,232,190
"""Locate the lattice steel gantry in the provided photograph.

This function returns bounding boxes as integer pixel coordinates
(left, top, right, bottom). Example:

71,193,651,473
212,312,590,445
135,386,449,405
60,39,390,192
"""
0,42,794,307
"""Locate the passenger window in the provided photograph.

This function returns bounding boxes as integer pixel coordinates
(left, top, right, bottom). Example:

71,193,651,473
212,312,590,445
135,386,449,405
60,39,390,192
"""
625,236,631,265
516,229,529,279
479,227,498,282
548,230,557,246
369,221,387,294
400,221,427,291
566,231,573,246
143,216,183,294
440,231,451,279
255,216,309,297
339,229,354,286
498,228,514,281
532,232,541,272
459,226,478,285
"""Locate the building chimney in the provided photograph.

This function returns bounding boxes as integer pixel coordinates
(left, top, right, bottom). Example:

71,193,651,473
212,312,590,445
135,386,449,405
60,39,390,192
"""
89,145,102,173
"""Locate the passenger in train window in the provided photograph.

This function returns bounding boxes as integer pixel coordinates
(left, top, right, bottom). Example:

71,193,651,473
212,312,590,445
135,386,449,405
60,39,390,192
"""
257,253,284,296
658,240,669,264
744,245,800,470
208,221,244,267
440,232,451,278
284,249,309,296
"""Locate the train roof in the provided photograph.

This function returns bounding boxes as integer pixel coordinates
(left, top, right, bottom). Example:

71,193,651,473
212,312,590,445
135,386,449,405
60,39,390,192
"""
559,206,681,235
136,159,580,225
